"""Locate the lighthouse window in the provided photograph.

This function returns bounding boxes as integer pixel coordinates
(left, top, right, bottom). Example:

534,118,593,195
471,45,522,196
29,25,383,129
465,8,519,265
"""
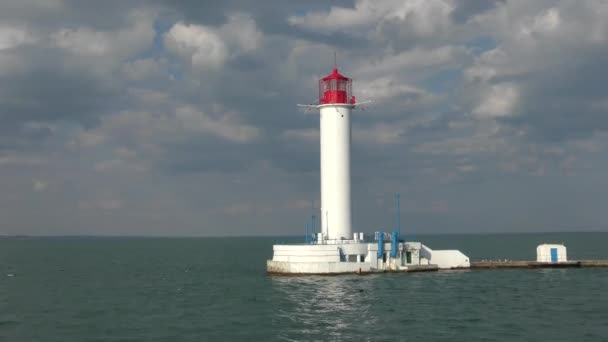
348,255,357,262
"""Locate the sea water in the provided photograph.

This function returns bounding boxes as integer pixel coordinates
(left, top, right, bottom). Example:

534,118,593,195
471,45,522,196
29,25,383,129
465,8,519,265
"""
1,232,607,341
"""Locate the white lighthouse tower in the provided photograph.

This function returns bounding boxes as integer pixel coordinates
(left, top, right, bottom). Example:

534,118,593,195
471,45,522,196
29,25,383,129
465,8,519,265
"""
266,64,470,275
318,67,356,242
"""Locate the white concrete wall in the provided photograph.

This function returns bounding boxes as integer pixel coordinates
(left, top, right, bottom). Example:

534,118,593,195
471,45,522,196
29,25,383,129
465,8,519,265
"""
339,243,369,255
421,244,470,269
272,243,372,263
536,244,568,262
272,244,340,263
404,242,422,250
267,260,371,274
429,250,470,269
420,244,433,261
368,243,378,267
401,244,420,266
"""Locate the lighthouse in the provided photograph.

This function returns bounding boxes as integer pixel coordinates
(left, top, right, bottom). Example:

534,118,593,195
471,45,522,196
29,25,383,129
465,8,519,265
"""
318,67,356,241
267,64,470,275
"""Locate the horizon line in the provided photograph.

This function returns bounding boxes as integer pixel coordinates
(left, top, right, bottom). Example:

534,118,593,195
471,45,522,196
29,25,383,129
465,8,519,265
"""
1,229,607,239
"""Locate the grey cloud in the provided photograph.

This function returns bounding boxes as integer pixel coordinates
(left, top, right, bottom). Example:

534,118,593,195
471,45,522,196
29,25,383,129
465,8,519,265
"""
0,49,123,123
0,0,152,29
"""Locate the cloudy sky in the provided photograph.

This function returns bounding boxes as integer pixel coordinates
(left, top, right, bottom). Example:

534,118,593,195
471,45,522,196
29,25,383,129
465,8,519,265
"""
2,0,608,236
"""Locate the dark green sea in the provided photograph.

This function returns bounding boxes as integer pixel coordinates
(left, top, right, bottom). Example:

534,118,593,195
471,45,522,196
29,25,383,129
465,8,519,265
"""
1,232,607,341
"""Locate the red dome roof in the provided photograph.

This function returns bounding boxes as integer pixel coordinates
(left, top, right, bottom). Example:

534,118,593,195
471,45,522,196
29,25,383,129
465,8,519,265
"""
321,68,350,81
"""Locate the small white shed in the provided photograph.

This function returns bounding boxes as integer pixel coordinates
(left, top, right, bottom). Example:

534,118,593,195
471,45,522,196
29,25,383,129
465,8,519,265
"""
536,244,567,263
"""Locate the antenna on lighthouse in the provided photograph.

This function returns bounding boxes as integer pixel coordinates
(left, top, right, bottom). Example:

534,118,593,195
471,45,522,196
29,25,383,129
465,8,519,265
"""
334,51,337,68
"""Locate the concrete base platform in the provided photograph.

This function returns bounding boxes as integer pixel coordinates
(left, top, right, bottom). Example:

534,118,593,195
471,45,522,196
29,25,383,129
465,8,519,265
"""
267,260,440,275
267,260,371,275
267,241,470,275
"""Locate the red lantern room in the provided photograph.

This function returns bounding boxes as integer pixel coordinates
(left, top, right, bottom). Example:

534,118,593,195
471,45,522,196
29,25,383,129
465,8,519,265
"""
319,68,356,105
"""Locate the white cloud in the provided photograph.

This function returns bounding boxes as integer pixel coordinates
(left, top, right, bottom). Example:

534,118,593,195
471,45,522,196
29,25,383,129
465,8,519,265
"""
472,83,519,118
465,48,507,82
288,0,454,37
164,14,262,71
526,8,561,35
288,2,374,31
72,104,260,168
33,179,47,191
357,77,430,102
164,22,227,70
0,26,35,74
0,25,36,50
358,46,468,78
220,13,262,53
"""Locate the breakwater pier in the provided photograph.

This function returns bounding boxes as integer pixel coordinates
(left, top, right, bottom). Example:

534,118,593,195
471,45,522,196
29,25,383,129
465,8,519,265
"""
469,260,608,269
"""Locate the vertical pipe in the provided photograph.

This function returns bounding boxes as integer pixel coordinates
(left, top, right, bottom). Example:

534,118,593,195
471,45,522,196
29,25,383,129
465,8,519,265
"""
352,196,356,238
311,200,315,241
395,192,401,238
390,231,398,257
377,232,384,259
325,211,329,239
